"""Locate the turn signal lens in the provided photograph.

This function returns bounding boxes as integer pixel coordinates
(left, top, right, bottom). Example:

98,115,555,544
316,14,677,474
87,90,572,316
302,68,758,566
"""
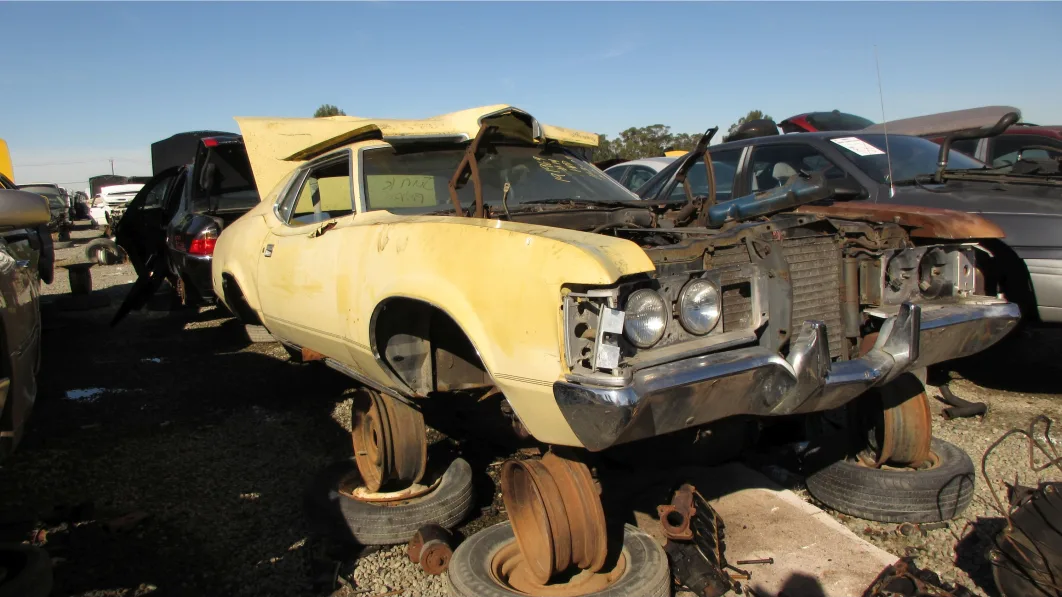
188,237,217,256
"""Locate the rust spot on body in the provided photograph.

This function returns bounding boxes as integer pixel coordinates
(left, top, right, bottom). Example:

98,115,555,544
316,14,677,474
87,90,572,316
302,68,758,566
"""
796,203,1005,239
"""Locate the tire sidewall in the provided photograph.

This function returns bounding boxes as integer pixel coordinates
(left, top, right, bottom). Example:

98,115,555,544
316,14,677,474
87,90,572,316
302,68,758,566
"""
447,522,670,597
306,457,474,546
806,438,975,523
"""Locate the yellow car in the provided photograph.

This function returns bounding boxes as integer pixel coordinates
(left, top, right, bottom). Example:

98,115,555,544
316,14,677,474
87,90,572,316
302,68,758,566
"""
212,105,1019,593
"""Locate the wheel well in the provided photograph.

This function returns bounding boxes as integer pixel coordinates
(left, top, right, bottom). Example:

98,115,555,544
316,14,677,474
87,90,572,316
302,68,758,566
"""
221,273,262,325
371,298,491,396
980,239,1038,324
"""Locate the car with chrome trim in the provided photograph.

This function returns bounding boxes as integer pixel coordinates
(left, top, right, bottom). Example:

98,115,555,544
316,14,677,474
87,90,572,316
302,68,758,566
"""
639,113,1062,327
113,135,257,323
206,105,1017,588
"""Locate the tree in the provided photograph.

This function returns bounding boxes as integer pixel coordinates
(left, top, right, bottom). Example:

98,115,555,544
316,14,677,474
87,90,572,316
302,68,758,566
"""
727,110,773,137
595,125,702,161
314,104,346,118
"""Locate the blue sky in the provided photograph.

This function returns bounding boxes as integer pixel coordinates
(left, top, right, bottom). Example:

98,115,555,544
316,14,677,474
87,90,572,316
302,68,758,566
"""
2,1,1060,190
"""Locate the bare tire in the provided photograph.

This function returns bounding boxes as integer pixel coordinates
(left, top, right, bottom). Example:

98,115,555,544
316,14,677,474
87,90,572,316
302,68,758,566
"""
447,522,670,597
305,458,474,546
0,543,53,597
806,438,975,523
244,324,275,343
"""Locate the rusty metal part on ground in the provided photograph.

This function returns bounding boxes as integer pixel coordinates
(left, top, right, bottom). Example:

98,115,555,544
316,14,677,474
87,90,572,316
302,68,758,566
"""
499,452,608,586
659,484,734,597
862,557,975,597
407,524,454,576
939,385,987,420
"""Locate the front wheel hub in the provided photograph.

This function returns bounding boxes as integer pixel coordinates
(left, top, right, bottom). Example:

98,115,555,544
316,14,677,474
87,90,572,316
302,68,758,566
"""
351,389,426,492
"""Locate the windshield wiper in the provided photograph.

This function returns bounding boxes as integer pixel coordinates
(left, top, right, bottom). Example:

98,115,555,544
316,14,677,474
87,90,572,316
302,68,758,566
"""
509,198,633,210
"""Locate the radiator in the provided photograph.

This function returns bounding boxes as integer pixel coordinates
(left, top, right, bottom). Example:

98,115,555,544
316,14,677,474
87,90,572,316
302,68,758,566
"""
783,235,845,358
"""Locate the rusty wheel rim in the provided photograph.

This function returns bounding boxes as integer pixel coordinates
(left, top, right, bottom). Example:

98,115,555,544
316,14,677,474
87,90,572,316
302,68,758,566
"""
540,453,608,573
878,377,933,466
501,460,556,584
352,390,427,492
489,539,626,597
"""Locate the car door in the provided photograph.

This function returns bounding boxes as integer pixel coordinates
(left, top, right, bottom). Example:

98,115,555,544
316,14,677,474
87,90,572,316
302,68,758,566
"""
111,168,182,324
256,151,355,358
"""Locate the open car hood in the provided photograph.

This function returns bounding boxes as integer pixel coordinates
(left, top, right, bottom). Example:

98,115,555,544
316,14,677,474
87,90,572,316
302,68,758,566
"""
235,104,599,202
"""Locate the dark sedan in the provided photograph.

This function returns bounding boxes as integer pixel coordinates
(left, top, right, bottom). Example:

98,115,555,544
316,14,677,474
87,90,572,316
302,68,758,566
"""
114,135,257,323
637,129,1062,325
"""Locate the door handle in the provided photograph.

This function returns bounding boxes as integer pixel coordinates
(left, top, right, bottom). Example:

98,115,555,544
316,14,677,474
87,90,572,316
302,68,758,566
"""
263,244,274,257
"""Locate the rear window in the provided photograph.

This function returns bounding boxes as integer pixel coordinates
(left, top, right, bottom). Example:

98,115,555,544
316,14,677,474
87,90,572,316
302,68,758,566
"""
193,144,258,212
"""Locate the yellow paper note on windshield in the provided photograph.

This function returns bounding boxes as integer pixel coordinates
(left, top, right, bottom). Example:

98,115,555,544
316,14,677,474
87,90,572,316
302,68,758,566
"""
367,175,437,208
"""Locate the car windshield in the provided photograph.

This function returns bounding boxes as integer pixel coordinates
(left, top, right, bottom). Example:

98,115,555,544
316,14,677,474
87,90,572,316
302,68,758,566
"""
831,134,986,184
47,197,64,209
361,143,638,214
807,112,874,131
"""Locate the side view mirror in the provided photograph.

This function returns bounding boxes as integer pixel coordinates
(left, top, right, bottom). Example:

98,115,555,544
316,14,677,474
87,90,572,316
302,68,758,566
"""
0,190,52,228
827,178,867,199
199,163,218,193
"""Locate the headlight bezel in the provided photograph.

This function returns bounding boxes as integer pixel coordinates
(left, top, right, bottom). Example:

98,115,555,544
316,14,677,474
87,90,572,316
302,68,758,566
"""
623,288,670,348
677,278,722,335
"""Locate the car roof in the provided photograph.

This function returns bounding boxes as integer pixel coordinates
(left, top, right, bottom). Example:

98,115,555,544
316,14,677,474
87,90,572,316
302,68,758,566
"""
605,157,676,170
861,106,1021,137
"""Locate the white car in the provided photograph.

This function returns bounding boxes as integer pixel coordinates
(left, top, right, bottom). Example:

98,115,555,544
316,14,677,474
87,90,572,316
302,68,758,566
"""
91,183,144,234
603,157,676,192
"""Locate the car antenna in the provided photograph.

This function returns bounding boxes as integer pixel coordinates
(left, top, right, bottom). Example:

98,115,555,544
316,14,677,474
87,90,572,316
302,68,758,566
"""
874,46,894,201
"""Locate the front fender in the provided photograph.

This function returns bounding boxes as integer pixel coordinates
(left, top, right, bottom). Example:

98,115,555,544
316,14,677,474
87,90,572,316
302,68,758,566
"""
358,217,655,446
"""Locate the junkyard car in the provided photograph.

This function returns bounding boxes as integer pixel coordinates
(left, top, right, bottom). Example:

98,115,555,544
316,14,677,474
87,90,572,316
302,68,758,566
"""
212,105,1017,593
0,190,50,457
779,110,875,133
113,134,257,321
16,183,71,241
639,117,1062,326
94,183,144,236
602,156,676,191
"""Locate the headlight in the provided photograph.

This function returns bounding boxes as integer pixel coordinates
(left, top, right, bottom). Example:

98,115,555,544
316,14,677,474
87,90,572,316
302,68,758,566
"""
624,289,668,348
678,279,721,335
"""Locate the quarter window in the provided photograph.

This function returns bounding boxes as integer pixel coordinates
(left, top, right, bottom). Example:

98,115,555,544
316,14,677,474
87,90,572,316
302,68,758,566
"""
288,157,353,225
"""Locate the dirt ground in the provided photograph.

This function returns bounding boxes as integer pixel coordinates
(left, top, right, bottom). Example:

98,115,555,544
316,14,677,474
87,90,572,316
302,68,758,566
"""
2,223,1061,597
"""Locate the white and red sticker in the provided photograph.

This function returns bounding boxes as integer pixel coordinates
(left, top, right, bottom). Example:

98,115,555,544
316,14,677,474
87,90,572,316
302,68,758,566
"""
831,137,885,156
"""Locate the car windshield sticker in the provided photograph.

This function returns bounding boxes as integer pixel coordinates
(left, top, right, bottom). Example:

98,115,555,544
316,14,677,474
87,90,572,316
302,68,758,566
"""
366,175,437,208
831,137,885,156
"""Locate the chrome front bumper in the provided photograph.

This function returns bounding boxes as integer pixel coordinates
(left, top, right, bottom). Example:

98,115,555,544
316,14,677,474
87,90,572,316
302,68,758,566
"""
554,301,1019,451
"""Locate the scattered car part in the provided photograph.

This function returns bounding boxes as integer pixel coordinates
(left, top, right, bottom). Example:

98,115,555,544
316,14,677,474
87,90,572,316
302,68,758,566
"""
991,483,1062,597
406,524,453,576
62,263,93,296
939,386,987,420
850,372,934,469
862,557,975,597
351,390,427,493
978,415,1062,597
0,543,54,597
447,521,669,597
806,438,975,523
499,452,607,585
83,238,123,266
736,558,774,566
896,522,947,537
303,458,473,546
659,484,734,597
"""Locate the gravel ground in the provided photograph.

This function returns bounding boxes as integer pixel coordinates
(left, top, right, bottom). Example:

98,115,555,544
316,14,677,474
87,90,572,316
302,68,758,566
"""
3,223,1061,596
